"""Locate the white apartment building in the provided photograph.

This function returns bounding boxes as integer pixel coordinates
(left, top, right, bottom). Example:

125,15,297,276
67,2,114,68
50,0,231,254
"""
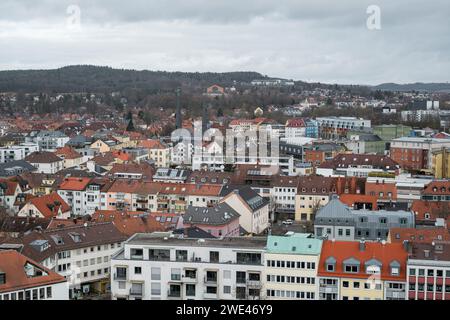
265,233,322,300
0,143,39,163
18,223,127,299
110,233,266,300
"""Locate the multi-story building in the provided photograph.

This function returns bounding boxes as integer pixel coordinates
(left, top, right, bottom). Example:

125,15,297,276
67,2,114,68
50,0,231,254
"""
0,143,39,163
110,233,266,300
432,147,450,179
421,180,450,202
138,139,171,168
317,240,408,300
390,137,450,171
317,153,400,178
24,151,64,174
265,233,322,300
0,250,69,300
314,198,415,241
316,117,371,139
57,177,93,216
406,241,450,300
15,222,127,299
31,130,70,152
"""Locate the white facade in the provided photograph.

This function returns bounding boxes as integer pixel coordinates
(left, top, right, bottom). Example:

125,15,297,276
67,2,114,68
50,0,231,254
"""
0,143,39,163
0,281,69,301
110,234,266,300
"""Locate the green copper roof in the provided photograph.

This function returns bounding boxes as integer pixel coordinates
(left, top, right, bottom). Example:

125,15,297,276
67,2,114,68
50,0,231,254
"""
266,233,322,255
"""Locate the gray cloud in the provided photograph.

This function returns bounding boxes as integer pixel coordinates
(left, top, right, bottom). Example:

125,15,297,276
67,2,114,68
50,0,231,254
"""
0,0,449,84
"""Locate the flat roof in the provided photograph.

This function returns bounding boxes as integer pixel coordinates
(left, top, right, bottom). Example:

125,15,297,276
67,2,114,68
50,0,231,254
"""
126,233,267,249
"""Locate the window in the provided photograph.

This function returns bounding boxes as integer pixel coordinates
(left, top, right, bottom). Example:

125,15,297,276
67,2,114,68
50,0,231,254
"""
151,283,161,296
134,267,142,274
345,265,358,273
151,267,161,280
343,281,349,288
353,282,360,289
223,286,231,294
210,251,219,263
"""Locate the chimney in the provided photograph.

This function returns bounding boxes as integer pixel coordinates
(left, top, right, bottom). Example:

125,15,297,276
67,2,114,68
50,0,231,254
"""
359,239,366,252
403,240,410,252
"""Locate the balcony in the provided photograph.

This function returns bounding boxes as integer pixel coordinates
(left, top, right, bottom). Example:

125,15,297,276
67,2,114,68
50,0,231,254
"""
203,292,218,299
247,280,262,289
114,273,127,281
130,286,144,296
204,276,218,285
319,285,338,294
167,289,182,299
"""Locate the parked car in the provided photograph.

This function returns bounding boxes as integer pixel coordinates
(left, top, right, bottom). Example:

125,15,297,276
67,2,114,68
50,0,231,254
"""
282,219,294,225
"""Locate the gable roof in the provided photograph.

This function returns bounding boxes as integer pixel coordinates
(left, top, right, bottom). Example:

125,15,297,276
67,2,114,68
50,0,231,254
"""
58,177,92,191
0,250,66,293
24,152,63,164
27,192,70,219
184,203,240,226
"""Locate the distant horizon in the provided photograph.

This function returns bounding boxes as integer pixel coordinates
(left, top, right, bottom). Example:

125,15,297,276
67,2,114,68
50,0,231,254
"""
1,1,449,86
1,64,449,88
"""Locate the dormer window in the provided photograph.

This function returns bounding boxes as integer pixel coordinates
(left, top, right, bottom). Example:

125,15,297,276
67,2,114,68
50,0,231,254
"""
365,259,382,274
343,257,360,273
325,256,336,272
0,272,5,285
390,261,400,276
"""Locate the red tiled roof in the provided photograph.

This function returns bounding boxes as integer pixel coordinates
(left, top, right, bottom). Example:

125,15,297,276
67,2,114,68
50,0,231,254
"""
28,192,70,219
58,177,92,191
389,228,450,244
55,146,82,160
422,180,450,195
318,240,408,281
0,250,66,293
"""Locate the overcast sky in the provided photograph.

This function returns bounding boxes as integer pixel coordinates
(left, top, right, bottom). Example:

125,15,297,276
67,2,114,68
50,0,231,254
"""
0,0,449,85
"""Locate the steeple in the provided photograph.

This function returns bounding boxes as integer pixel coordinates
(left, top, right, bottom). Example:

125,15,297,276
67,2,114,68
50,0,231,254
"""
175,87,182,129
202,103,209,134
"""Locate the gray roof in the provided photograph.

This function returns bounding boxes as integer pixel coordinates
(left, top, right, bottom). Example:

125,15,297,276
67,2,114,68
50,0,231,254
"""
184,203,240,226
0,160,37,177
221,185,269,211
315,198,354,221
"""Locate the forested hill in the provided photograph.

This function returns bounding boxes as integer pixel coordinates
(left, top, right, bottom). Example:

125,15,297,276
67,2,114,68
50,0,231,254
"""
373,82,450,93
0,65,266,93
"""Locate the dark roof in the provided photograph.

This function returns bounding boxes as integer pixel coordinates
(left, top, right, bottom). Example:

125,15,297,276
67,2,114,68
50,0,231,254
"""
0,216,51,234
0,161,37,177
221,185,269,211
173,227,217,239
184,203,240,226
24,152,63,164
7,222,127,262
319,153,399,170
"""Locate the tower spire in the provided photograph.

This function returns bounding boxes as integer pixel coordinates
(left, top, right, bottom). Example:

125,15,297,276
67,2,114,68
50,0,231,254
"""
175,87,182,129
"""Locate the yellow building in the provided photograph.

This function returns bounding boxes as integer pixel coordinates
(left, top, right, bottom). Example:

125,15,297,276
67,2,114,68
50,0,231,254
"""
432,147,450,179
265,233,322,300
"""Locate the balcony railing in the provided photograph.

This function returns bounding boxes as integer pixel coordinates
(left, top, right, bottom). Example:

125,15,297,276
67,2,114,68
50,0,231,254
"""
204,276,218,284
114,273,127,281
130,287,144,296
168,290,182,298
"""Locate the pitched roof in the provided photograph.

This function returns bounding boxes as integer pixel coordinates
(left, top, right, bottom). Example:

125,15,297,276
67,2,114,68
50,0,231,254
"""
422,180,450,195
184,203,240,226
13,222,127,262
55,146,82,160
138,139,168,149
389,228,450,244
221,185,269,211
27,192,70,219
317,240,408,281
319,153,399,170
0,250,66,293
58,177,92,191
24,151,63,164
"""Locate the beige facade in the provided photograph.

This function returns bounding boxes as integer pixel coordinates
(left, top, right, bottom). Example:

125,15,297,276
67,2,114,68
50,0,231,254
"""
295,194,330,222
